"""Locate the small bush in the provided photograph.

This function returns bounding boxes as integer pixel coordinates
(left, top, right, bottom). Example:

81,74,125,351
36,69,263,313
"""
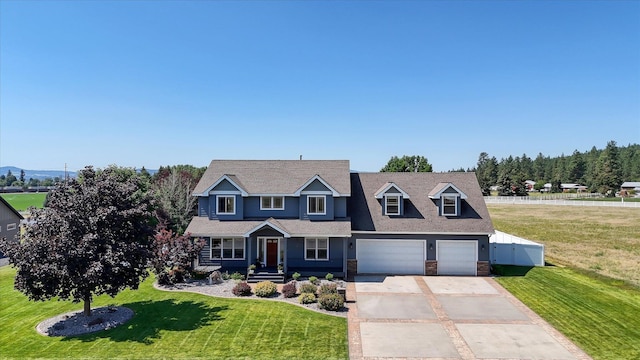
292,272,301,281
318,293,344,311
308,276,319,285
298,292,316,304
318,283,338,295
221,271,231,280
281,281,297,298
325,273,334,281
254,281,277,297
232,282,252,296
192,270,208,280
299,283,317,294
230,272,245,281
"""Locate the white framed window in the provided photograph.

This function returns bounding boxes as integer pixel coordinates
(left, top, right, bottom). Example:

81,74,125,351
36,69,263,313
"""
305,237,328,260
7,223,16,231
211,238,245,260
442,195,458,216
260,196,284,210
217,195,235,215
385,195,400,215
307,195,326,215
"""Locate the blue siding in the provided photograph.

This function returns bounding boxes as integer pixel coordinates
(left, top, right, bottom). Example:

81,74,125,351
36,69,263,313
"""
286,237,345,270
197,237,250,270
303,179,331,192
299,195,334,220
243,196,300,219
212,179,241,192
198,197,209,217
334,197,347,218
209,194,243,220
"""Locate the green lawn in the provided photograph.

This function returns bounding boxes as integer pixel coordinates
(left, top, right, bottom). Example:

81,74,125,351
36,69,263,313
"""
495,265,640,360
0,267,348,360
0,192,47,211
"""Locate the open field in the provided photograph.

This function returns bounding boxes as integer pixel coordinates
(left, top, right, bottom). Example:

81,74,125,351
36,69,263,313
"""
495,265,640,360
0,267,348,360
0,192,46,211
488,204,640,287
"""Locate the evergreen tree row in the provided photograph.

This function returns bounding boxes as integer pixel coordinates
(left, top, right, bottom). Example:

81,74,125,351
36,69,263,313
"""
474,141,640,196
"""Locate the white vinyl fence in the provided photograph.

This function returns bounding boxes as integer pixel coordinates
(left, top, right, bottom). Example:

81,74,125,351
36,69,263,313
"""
490,231,545,267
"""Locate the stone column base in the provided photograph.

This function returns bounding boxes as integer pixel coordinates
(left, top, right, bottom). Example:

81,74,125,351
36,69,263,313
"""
425,260,437,275
477,261,490,276
347,259,358,280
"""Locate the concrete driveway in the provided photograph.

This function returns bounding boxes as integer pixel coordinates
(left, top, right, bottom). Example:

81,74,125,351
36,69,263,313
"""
346,276,592,360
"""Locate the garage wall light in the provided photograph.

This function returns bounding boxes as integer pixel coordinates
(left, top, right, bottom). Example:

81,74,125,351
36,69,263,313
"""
429,244,433,250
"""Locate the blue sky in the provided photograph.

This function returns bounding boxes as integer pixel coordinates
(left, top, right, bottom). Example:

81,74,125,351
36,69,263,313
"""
1,1,639,172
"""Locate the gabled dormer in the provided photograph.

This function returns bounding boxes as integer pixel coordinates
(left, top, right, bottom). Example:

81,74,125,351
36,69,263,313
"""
428,182,467,217
374,182,410,216
296,175,342,220
197,174,248,220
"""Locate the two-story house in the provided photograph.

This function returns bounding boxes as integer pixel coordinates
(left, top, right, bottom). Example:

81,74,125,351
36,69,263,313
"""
0,196,23,257
185,160,494,278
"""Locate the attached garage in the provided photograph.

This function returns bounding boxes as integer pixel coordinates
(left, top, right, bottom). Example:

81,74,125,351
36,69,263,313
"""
437,240,477,276
357,239,425,274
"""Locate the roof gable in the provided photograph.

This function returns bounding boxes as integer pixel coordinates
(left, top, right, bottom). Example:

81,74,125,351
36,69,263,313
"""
374,182,410,199
200,175,249,196
294,175,339,196
428,182,468,199
243,218,291,237
0,196,24,220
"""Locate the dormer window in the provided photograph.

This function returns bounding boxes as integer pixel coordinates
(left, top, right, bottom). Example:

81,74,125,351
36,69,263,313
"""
307,195,326,215
442,195,457,216
217,195,235,215
385,195,400,215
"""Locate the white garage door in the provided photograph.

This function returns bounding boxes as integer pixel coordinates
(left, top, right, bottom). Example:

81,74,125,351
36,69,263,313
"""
437,240,477,276
357,239,425,274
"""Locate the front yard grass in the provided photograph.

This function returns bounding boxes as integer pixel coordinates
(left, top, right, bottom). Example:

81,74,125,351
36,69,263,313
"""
494,265,640,360
0,266,348,360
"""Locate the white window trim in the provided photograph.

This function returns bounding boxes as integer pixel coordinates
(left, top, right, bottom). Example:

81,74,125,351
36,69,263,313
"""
216,195,236,215
6,223,16,231
384,194,401,215
307,195,326,215
304,237,329,261
442,195,458,216
210,237,245,260
260,196,285,210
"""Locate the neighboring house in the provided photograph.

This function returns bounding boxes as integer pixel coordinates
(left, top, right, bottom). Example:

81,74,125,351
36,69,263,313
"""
0,196,23,257
561,183,587,192
185,160,494,278
524,180,536,192
621,182,640,192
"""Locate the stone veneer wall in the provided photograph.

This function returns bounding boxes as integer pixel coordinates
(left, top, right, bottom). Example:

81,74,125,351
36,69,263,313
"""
477,261,490,276
347,259,358,279
425,260,437,275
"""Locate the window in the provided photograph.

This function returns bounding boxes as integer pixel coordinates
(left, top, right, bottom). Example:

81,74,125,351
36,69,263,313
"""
305,237,328,260
7,223,16,231
442,195,457,216
307,195,326,215
260,196,284,210
217,195,235,215
385,195,400,215
211,238,244,259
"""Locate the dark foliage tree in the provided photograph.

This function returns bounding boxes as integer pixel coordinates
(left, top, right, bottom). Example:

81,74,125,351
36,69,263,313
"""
594,141,623,196
150,228,205,285
381,155,433,172
0,166,155,316
19,169,25,183
5,170,17,186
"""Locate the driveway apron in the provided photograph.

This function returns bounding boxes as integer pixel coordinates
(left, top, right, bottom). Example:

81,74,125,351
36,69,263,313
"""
346,276,592,360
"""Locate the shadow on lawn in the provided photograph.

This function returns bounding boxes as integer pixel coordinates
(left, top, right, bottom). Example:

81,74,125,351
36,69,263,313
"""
69,299,227,344
491,265,535,276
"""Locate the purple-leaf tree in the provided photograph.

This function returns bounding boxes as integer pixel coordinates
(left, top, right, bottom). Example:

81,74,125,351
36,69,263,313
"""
0,166,155,316
150,228,205,285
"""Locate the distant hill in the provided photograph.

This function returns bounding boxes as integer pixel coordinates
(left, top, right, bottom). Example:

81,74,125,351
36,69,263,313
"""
0,166,77,181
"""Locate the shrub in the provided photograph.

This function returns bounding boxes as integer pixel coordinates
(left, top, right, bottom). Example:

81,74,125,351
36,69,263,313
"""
192,270,208,280
298,292,316,304
230,272,244,281
325,273,334,281
281,281,297,298
254,281,277,297
318,293,344,311
318,283,338,295
221,271,231,280
308,276,319,285
292,272,301,281
232,282,252,296
248,264,256,270
299,283,317,294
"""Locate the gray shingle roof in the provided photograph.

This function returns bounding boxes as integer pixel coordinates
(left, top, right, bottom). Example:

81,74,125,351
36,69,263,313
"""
185,216,352,238
192,160,351,196
349,172,494,234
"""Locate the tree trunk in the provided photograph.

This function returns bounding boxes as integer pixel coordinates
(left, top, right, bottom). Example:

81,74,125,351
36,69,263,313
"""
83,294,91,317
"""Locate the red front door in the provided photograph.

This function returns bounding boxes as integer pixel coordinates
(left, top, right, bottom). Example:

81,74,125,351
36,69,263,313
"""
266,239,278,267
